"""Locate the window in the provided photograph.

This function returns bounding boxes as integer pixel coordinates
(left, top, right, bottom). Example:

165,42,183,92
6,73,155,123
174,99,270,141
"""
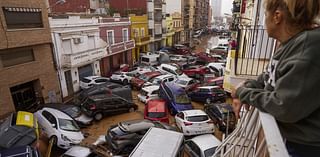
3,7,43,29
107,30,114,45
88,36,95,49
148,29,153,36
148,12,153,20
42,110,57,125
122,29,128,42
62,39,72,53
141,28,145,37
133,28,139,38
0,48,35,67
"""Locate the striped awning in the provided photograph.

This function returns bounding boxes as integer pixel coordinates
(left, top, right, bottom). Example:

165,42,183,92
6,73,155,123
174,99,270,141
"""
3,7,42,12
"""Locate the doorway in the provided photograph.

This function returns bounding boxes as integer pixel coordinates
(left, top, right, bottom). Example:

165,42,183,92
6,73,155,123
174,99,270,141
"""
10,81,40,112
64,70,74,96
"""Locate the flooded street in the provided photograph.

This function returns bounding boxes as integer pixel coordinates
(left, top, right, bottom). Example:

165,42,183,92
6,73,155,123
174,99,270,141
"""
194,34,219,52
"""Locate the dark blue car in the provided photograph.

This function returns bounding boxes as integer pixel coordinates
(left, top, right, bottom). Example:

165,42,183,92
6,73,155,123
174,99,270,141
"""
188,86,226,104
159,82,193,115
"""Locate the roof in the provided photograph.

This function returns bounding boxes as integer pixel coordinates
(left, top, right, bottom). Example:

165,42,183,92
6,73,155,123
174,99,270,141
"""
147,100,166,112
63,146,91,157
177,77,192,82
164,82,185,93
154,74,173,79
41,107,73,120
160,64,178,70
190,134,221,151
119,119,154,132
182,109,207,117
198,86,221,89
143,71,161,76
142,85,159,92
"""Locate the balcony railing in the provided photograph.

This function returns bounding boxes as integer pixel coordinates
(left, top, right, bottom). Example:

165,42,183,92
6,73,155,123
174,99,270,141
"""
109,40,135,54
213,108,289,157
62,47,107,68
134,36,151,44
235,26,276,76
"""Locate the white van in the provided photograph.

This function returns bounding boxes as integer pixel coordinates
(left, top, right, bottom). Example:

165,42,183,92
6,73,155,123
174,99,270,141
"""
129,127,184,157
140,54,159,66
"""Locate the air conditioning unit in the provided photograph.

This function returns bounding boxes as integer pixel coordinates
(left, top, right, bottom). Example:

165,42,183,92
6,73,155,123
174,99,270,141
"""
73,38,83,44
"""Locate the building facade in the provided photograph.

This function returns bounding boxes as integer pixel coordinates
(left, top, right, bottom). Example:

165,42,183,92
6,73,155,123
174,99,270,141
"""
211,0,222,17
99,17,135,76
0,0,61,117
172,12,183,45
49,16,108,99
147,0,166,51
165,15,174,47
46,0,109,14
194,0,210,30
108,0,147,17
130,15,151,63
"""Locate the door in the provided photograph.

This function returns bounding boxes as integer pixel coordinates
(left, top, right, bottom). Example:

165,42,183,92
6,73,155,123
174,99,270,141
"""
10,81,37,111
64,70,74,96
78,64,93,79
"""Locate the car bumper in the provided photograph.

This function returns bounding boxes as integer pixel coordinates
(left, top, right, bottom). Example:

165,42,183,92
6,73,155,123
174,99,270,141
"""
182,125,215,136
57,139,82,149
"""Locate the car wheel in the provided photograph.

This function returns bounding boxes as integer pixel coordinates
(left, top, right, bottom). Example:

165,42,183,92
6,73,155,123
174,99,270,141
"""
128,107,135,113
123,79,128,85
94,113,103,121
206,98,211,104
50,135,58,146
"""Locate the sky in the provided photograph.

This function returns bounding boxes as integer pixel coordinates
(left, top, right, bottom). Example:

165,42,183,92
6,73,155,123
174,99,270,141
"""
220,0,233,15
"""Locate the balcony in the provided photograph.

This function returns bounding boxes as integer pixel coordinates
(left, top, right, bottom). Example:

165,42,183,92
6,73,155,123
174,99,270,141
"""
62,47,107,68
213,108,289,157
109,40,135,54
134,36,151,45
154,34,162,39
154,0,162,9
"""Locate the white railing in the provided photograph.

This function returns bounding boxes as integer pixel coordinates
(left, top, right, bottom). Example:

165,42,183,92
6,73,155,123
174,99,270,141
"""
213,108,289,157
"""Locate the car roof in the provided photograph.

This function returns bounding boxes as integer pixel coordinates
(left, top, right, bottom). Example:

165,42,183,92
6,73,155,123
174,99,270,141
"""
63,146,91,157
119,119,154,132
88,94,121,101
83,76,103,80
190,134,221,151
142,85,159,92
154,74,173,79
182,109,207,117
143,71,161,76
198,86,221,89
164,82,185,93
41,107,73,120
147,100,166,112
160,64,178,70
177,77,192,82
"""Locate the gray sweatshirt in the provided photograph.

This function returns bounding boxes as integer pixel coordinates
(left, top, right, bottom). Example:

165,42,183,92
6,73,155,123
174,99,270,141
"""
235,28,320,146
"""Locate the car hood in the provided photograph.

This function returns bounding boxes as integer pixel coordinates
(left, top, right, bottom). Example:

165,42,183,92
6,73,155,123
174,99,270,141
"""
60,130,84,142
175,103,193,112
75,114,93,124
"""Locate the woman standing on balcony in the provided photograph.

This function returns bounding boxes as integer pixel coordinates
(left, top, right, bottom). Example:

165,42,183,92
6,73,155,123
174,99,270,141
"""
232,0,320,156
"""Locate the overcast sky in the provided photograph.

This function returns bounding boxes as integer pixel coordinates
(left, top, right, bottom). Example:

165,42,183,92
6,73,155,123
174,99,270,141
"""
220,0,233,15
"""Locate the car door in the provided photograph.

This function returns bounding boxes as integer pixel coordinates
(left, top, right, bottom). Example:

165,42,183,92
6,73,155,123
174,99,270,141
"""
111,98,129,114
40,110,58,137
185,141,201,157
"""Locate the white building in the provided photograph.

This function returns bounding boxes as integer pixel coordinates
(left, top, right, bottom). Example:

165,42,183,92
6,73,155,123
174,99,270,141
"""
211,0,222,17
49,16,108,98
147,0,166,51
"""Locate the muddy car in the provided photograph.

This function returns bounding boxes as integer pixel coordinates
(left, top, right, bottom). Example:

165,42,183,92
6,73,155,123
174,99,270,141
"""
105,119,176,155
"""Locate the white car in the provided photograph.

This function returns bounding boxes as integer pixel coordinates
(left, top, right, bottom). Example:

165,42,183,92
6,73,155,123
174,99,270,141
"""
169,55,188,62
62,146,93,157
175,77,199,90
157,64,189,78
129,66,156,76
175,110,214,136
79,76,109,89
137,85,160,103
184,134,222,157
34,107,84,149
207,62,226,76
110,71,135,85
143,74,176,87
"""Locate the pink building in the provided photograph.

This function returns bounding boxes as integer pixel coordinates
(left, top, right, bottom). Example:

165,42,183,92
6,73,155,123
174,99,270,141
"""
99,17,135,76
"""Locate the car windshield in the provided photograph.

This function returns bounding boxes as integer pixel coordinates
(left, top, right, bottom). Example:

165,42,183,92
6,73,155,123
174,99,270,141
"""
186,115,209,122
175,69,183,75
147,112,166,118
58,118,80,132
176,80,188,85
204,147,217,157
151,78,162,84
80,78,91,83
139,74,148,81
64,106,81,118
174,94,190,104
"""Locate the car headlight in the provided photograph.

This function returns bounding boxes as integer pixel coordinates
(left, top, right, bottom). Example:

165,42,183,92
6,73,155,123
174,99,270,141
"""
61,134,72,142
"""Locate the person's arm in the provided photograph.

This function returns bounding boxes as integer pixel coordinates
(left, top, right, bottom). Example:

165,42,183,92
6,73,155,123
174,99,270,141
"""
235,58,320,123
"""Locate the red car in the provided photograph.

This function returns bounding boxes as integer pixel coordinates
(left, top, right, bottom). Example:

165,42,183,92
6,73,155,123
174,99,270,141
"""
144,99,169,123
195,52,219,64
131,71,162,90
174,44,191,55
203,76,224,88
182,65,211,79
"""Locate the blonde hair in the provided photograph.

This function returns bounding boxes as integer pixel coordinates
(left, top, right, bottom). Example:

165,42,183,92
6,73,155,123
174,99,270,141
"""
264,0,320,29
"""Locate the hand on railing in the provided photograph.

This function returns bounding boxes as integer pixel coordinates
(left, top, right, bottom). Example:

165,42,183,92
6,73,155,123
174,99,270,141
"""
231,81,252,119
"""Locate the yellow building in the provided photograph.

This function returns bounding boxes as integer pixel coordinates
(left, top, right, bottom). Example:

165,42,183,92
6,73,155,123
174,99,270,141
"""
165,16,175,47
129,14,150,63
172,12,183,45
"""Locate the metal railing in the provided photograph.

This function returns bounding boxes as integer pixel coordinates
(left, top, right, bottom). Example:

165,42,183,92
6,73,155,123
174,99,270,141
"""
235,26,276,76
212,108,289,157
